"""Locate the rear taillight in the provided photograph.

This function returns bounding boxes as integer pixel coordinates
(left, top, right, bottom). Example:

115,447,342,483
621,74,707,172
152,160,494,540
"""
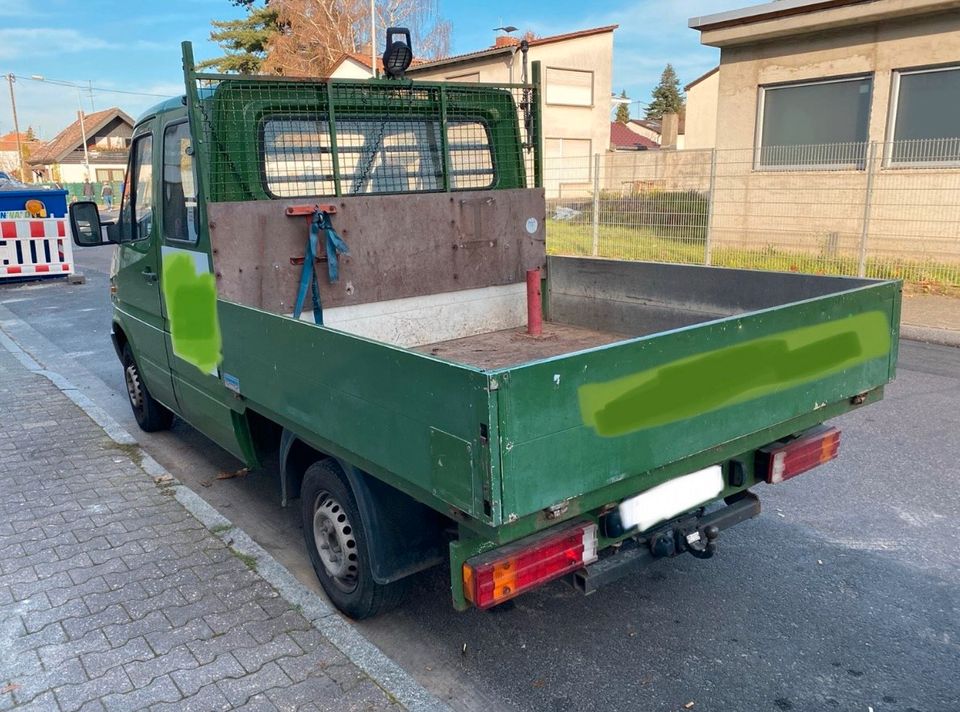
463,521,598,609
757,426,840,484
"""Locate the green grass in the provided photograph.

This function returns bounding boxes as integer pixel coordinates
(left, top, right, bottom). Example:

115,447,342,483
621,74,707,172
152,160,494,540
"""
232,549,259,572
546,220,960,287
546,220,706,264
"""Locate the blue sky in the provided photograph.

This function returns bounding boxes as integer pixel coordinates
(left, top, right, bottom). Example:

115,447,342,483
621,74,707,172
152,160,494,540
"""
0,0,734,139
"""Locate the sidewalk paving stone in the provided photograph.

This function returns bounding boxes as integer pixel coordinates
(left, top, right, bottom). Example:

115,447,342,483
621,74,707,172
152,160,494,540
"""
0,346,404,711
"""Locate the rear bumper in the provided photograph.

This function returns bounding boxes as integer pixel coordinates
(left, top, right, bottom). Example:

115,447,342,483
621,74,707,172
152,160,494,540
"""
569,491,761,595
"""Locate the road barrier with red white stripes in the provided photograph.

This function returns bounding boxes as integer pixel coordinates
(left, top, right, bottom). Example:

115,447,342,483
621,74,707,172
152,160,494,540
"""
0,217,74,279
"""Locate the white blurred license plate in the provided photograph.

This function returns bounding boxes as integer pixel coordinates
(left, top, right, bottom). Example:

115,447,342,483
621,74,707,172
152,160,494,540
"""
618,465,724,532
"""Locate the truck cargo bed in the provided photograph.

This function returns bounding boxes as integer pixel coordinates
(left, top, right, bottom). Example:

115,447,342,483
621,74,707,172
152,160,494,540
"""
413,323,626,370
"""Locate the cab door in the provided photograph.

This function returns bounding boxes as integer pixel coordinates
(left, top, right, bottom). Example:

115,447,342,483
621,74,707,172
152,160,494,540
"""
114,124,178,410
158,117,252,463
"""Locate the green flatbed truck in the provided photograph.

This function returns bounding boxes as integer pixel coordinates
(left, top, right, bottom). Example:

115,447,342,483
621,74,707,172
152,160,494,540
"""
69,40,901,619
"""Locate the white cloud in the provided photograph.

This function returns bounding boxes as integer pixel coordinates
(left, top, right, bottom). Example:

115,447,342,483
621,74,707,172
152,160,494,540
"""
0,28,114,60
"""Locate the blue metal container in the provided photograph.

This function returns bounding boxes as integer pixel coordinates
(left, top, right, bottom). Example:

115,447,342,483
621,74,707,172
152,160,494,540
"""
0,182,69,218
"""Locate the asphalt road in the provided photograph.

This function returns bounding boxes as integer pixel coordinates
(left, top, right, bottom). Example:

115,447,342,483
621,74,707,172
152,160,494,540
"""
2,249,958,712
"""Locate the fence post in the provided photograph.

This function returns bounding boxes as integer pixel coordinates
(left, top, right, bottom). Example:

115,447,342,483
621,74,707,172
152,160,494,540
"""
704,148,718,266
858,141,878,278
591,153,601,257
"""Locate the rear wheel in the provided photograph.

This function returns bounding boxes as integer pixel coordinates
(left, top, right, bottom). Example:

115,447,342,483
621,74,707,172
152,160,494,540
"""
122,345,173,432
301,459,408,619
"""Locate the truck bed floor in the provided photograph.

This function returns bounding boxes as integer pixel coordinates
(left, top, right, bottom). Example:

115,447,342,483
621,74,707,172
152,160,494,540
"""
413,322,627,370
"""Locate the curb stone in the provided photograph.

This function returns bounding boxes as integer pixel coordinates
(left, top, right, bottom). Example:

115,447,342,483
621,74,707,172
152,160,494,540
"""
900,324,960,348
0,327,451,712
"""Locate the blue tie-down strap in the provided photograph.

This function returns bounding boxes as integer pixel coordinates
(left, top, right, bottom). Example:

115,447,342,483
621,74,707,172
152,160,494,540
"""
317,210,350,283
293,209,349,326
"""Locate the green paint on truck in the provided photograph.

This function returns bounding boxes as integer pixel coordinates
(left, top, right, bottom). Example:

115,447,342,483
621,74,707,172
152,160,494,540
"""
578,310,891,438
161,250,222,374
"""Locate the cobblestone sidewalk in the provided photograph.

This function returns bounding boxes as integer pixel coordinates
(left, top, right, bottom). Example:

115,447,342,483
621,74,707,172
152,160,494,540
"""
0,345,403,711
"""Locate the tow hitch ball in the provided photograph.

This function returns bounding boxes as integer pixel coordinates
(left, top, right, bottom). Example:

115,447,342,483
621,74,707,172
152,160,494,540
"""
650,525,720,560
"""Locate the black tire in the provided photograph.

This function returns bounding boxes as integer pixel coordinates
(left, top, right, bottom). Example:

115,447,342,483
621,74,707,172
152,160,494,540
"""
301,459,409,619
121,345,174,432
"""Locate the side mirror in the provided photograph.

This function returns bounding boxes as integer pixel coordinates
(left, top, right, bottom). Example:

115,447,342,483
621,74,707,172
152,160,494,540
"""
69,201,119,246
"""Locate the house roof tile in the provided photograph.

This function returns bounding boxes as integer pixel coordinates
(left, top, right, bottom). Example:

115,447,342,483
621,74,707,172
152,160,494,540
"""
0,131,44,153
610,122,659,150
28,108,134,165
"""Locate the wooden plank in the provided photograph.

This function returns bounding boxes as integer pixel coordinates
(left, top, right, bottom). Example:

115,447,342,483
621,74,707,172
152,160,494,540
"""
412,322,626,370
208,189,546,314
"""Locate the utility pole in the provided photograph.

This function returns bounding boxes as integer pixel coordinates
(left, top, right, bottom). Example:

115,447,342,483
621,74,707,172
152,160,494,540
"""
87,79,95,112
5,73,26,181
77,91,91,182
370,0,376,78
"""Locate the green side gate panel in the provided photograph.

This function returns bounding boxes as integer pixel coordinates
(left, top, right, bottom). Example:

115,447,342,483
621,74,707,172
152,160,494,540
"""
216,301,497,522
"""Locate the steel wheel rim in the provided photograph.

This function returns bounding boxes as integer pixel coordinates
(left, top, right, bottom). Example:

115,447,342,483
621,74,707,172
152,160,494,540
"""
312,490,359,593
124,362,143,410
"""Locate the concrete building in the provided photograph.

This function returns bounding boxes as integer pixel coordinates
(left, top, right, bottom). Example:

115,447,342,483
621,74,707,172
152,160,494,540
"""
404,26,618,198
682,66,719,149
688,0,960,268
28,108,134,184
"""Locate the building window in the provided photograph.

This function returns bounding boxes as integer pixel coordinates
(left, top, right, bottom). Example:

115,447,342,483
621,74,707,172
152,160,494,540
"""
95,168,124,183
888,65,960,165
756,75,872,169
545,137,592,183
545,68,594,107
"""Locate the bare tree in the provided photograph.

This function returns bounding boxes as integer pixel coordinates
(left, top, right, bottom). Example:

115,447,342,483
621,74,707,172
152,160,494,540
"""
261,0,450,77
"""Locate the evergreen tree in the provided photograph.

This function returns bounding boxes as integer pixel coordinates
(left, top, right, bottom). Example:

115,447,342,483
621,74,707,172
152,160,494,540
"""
614,89,630,124
25,126,36,141
198,3,281,74
645,64,684,120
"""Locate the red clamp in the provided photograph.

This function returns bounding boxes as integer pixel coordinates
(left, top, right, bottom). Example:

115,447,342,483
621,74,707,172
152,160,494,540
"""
287,204,338,265
285,203,337,218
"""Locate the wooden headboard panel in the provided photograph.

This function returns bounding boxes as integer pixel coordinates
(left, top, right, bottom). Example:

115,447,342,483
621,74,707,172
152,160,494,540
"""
207,188,546,314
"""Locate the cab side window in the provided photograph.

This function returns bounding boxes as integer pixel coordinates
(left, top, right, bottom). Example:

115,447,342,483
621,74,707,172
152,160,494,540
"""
119,134,154,242
162,122,199,243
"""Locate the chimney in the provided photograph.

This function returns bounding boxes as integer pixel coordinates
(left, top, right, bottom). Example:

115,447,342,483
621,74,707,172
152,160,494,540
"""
661,112,679,149
493,35,520,48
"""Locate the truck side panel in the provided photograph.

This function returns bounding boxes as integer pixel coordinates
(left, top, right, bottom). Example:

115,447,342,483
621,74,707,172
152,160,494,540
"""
217,300,496,522
496,277,900,522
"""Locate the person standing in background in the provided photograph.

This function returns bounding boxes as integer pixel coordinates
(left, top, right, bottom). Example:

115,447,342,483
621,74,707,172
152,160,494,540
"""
101,182,114,209
82,179,94,200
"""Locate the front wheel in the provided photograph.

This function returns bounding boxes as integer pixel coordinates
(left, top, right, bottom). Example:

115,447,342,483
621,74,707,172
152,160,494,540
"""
121,345,173,432
301,460,408,619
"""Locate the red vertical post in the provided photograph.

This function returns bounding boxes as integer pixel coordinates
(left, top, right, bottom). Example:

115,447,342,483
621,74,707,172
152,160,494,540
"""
526,268,542,336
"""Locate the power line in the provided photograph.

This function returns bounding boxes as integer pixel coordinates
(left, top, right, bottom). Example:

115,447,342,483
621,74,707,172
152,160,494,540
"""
9,74,173,99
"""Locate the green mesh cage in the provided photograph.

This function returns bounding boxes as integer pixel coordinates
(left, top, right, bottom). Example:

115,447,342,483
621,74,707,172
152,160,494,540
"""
183,49,541,204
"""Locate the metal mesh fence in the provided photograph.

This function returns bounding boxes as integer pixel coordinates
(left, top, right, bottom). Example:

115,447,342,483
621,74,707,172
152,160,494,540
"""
545,141,960,286
189,74,539,203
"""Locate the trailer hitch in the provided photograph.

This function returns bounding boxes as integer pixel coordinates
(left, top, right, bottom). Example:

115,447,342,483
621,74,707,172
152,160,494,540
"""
650,524,720,560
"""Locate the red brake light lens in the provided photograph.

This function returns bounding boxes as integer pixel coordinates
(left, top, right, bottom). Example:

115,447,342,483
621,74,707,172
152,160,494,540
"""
757,426,840,484
462,521,598,609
